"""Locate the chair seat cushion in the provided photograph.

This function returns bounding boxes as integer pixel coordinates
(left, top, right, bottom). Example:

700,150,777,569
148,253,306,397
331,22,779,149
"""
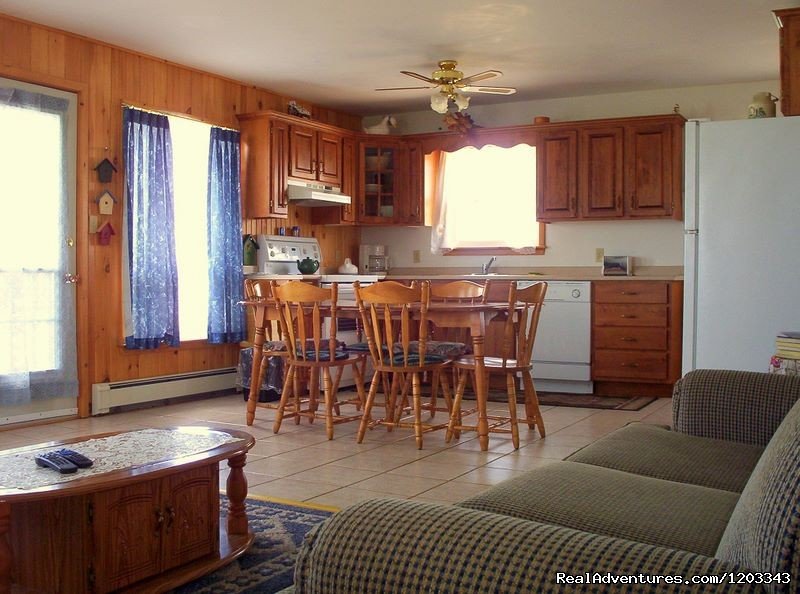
567,423,765,493
391,352,447,366
457,461,739,557
409,340,469,359
295,349,350,361
346,341,371,352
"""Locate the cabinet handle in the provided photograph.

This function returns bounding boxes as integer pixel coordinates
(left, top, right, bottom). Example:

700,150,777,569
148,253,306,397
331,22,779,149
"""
165,506,176,533
620,291,638,296
620,314,637,319
155,509,165,534
619,337,636,342
311,160,317,173
621,362,639,367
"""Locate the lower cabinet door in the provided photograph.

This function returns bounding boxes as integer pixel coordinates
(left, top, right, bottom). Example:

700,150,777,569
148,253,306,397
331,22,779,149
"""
92,480,163,593
162,464,219,571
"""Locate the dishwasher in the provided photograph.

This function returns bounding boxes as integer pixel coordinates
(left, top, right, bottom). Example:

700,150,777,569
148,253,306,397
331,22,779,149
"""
517,281,593,394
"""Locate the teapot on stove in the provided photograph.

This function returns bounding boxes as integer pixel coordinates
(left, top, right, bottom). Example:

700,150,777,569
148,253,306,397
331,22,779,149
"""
297,257,320,274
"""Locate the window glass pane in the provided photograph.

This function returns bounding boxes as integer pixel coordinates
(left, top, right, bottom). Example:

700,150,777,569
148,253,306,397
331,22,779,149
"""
168,116,210,342
441,144,537,249
0,103,63,373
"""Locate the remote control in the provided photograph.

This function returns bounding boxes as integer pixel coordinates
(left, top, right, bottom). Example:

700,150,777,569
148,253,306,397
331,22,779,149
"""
54,448,94,469
35,452,78,474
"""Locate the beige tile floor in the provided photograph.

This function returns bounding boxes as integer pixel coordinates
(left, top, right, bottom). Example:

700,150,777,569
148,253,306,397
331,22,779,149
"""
0,392,673,510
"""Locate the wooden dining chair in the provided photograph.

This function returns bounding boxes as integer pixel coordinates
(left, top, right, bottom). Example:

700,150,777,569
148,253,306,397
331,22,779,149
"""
447,281,548,449
354,280,453,449
241,279,290,417
426,280,491,416
271,280,367,439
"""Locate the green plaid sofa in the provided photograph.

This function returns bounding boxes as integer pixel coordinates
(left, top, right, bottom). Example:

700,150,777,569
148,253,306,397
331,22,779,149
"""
291,370,800,593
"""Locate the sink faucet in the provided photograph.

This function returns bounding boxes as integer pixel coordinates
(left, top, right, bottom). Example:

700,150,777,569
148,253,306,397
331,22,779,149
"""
481,256,497,275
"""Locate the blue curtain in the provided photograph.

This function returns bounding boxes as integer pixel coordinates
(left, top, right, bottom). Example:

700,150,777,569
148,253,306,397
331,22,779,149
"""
206,127,246,343
122,107,180,348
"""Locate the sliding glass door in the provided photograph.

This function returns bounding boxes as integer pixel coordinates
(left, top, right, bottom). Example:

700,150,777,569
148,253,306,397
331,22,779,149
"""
0,77,78,423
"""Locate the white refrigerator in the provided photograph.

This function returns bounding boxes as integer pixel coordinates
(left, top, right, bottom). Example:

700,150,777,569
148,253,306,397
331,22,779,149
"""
683,117,800,373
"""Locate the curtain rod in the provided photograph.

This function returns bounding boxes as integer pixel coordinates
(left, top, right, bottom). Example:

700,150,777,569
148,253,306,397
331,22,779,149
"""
122,102,238,132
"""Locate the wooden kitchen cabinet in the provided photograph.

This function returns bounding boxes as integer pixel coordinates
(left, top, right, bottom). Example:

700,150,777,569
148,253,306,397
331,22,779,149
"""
624,119,678,218
402,139,425,225
238,110,353,219
579,126,624,218
358,138,403,224
289,123,343,186
775,7,800,116
536,129,578,220
238,112,289,218
536,114,684,222
591,280,683,396
312,135,358,225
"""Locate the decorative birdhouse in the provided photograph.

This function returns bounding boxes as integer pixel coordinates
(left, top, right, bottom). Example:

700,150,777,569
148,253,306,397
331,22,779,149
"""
94,158,117,183
97,221,116,246
95,190,118,215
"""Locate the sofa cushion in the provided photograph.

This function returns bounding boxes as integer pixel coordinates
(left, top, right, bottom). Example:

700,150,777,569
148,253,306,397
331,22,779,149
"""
457,461,739,557
566,422,765,493
716,398,800,592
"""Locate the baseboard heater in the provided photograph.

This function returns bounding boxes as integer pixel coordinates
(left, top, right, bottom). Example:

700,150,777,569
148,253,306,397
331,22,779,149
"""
91,368,237,415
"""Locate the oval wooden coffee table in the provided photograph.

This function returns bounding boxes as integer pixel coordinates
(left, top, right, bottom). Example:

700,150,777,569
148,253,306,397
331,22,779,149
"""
0,426,255,594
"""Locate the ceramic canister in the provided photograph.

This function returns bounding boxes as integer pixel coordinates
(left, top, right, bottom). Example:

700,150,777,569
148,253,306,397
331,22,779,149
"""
748,92,778,118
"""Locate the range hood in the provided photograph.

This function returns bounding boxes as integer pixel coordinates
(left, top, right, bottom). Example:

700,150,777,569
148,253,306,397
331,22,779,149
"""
286,179,351,207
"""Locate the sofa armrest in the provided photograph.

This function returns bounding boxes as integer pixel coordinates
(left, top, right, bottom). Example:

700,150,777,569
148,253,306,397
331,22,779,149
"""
672,369,800,446
295,498,761,594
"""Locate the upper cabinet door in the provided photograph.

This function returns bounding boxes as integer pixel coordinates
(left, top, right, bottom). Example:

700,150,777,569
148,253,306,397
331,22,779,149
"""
536,130,578,221
289,124,317,181
624,121,674,218
270,119,290,218
317,132,343,186
579,126,624,218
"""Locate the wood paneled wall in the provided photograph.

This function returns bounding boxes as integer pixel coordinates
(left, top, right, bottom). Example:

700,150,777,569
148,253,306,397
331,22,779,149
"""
0,13,361,415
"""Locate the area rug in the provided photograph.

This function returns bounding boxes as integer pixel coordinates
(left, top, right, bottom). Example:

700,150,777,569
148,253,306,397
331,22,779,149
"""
478,391,658,411
173,496,335,594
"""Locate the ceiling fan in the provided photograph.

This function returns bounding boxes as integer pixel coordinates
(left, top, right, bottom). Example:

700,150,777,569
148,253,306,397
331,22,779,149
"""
376,60,517,114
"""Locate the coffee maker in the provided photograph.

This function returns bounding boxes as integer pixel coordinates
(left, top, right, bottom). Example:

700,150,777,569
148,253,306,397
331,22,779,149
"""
359,244,389,274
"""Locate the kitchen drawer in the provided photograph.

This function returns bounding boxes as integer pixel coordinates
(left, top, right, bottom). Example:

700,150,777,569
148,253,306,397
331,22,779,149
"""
593,327,667,350
594,281,668,304
593,350,668,380
593,304,668,327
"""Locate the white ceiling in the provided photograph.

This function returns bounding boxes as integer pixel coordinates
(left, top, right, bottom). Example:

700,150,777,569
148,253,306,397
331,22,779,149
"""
1,0,797,116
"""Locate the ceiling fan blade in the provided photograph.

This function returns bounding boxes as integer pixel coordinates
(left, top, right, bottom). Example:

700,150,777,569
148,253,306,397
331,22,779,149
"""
462,85,517,95
400,70,437,84
459,70,503,85
375,86,433,91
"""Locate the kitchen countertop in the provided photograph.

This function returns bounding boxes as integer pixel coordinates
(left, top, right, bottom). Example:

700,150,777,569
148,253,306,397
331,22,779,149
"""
384,266,683,282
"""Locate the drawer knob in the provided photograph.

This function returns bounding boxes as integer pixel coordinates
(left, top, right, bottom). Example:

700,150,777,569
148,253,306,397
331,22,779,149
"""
620,314,637,319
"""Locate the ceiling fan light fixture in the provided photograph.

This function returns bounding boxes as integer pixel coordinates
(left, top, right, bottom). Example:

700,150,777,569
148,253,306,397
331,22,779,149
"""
430,91,449,114
454,92,470,111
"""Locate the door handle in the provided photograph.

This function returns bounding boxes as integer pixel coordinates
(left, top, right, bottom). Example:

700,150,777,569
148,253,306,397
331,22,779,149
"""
64,273,80,284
